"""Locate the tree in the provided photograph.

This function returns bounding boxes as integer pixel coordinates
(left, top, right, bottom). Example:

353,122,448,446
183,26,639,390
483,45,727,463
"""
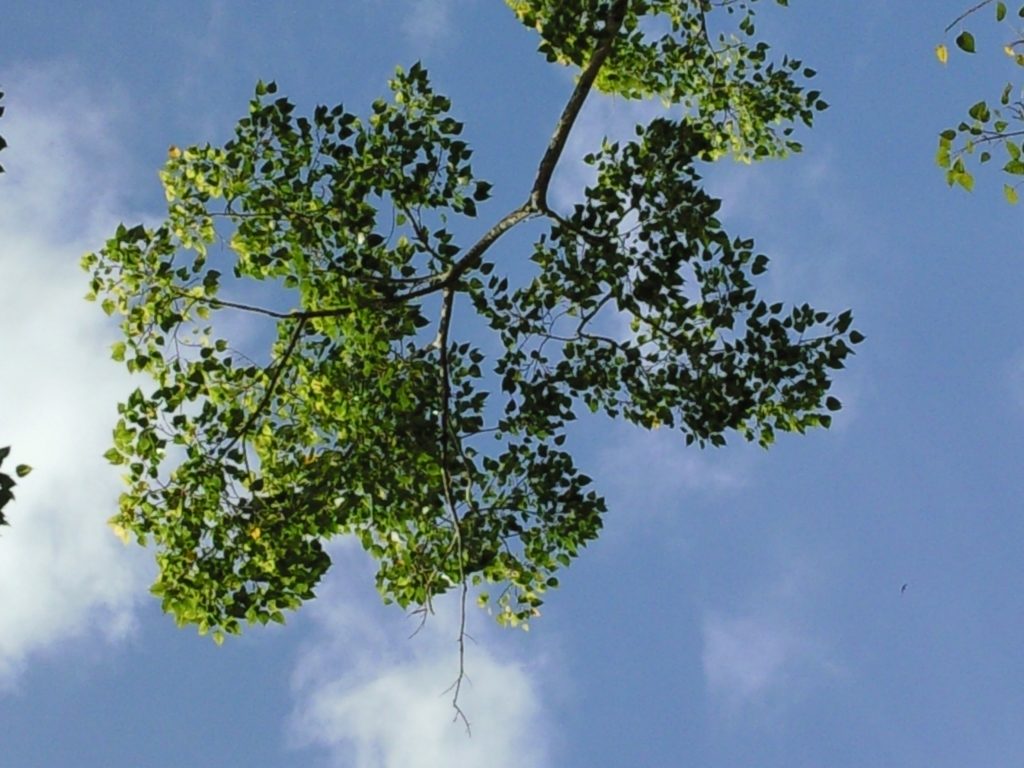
936,1,1024,200
84,0,859,650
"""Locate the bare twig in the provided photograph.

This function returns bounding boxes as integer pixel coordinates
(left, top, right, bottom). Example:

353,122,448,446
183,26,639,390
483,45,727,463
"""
945,0,996,33
432,284,473,733
445,580,472,734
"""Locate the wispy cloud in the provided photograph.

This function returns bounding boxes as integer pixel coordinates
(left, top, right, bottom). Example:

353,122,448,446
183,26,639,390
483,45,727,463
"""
288,544,551,768
702,613,812,707
595,421,748,516
401,0,458,51
700,565,841,716
0,64,148,686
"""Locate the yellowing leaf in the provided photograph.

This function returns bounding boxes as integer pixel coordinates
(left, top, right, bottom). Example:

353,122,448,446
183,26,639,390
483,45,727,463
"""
110,522,132,545
936,44,949,64
167,145,181,158
249,527,262,541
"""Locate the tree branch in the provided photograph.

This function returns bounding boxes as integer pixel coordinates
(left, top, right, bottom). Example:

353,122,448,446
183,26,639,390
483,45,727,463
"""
432,0,631,290
443,203,535,286
529,0,629,210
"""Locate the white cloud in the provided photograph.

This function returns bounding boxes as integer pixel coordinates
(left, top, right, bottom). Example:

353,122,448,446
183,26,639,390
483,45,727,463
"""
594,421,748,521
700,565,841,715
401,0,458,50
702,614,810,706
0,64,148,685
289,543,551,768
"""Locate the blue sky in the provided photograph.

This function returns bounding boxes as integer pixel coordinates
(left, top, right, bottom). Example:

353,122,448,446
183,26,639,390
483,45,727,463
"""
2,2,1024,766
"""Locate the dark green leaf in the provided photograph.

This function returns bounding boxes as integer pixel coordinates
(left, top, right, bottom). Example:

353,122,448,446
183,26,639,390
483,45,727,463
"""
956,30,976,53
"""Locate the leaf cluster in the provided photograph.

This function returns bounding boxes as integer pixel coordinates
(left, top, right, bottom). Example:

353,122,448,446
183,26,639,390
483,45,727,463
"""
937,1,1024,201
0,447,31,528
507,0,825,161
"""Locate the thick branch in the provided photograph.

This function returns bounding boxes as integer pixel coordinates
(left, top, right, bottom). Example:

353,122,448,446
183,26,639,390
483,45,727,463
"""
530,0,630,210
443,203,535,286
434,0,631,288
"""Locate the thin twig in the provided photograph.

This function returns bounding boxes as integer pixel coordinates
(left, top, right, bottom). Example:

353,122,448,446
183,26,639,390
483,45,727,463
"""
222,317,308,456
447,581,471,734
945,0,996,33
433,285,472,733
430,1,630,726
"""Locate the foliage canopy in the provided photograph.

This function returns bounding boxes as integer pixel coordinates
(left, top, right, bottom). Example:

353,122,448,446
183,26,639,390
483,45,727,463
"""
84,0,859,646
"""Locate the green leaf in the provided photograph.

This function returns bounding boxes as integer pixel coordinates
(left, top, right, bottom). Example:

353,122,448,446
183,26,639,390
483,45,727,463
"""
956,31,976,53
968,100,990,121
1004,159,1024,175
14,465,31,478
997,2,1007,21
